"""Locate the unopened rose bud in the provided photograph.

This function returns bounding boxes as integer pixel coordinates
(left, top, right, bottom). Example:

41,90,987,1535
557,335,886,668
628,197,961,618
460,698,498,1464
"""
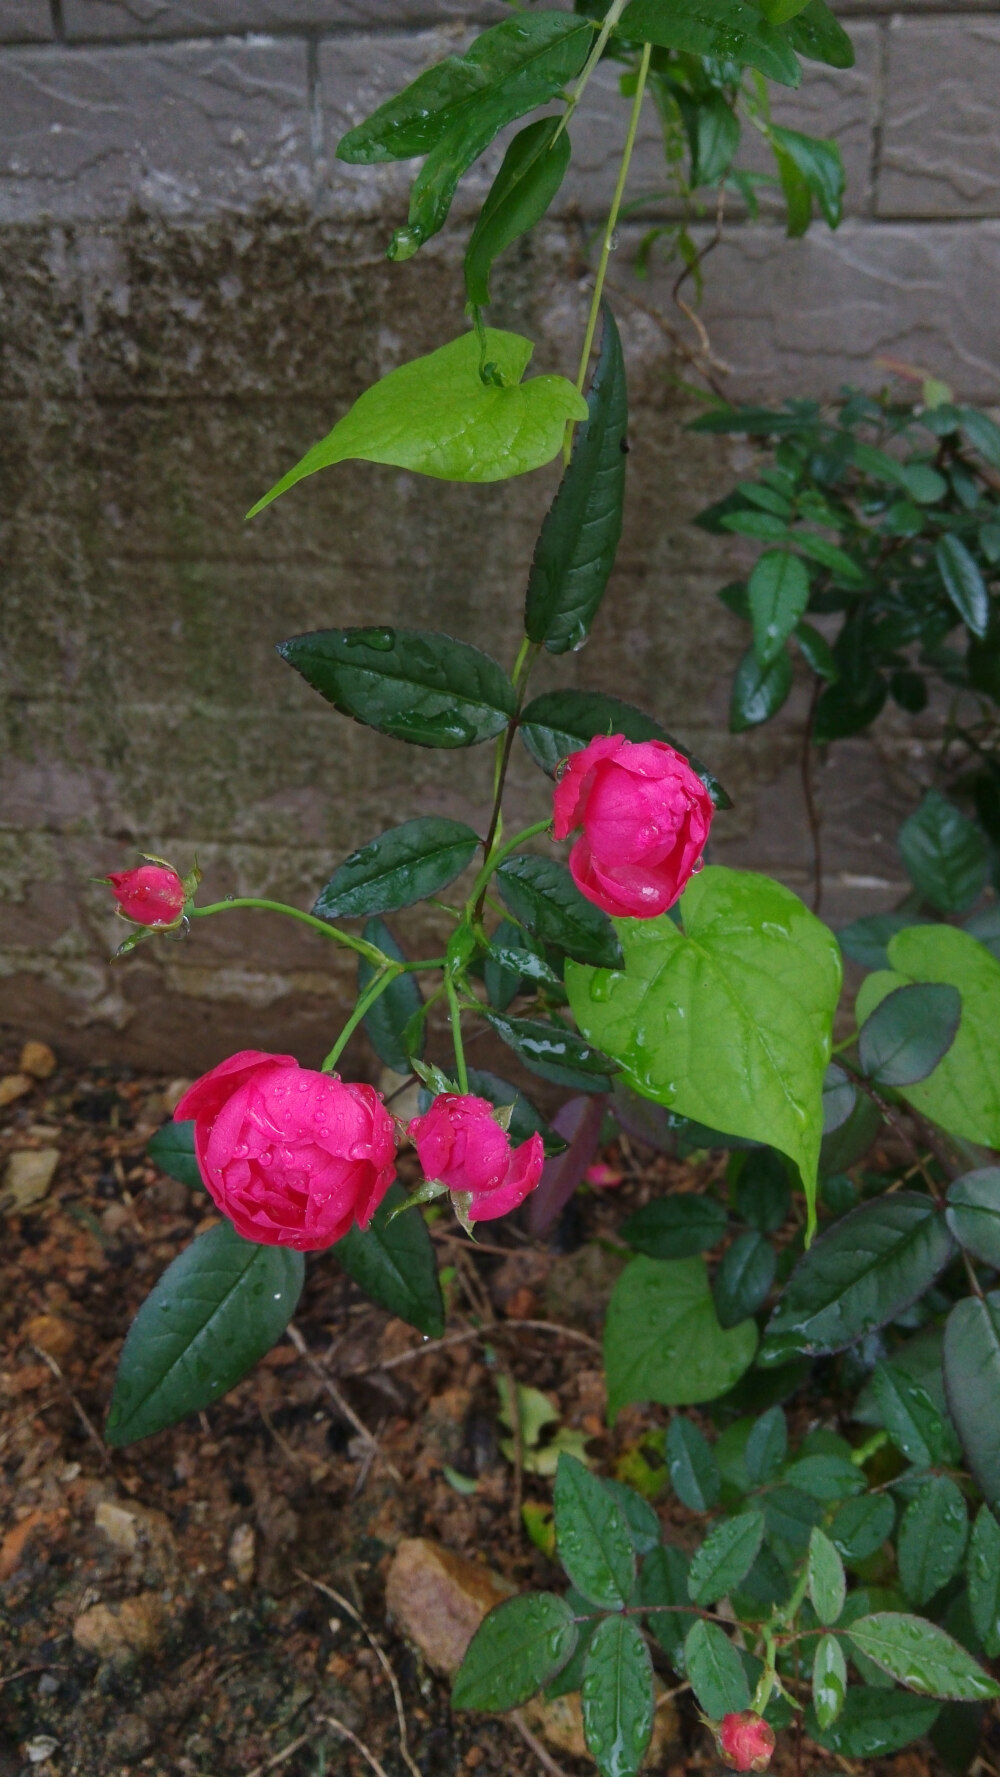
716,1711,776,1773
106,862,186,928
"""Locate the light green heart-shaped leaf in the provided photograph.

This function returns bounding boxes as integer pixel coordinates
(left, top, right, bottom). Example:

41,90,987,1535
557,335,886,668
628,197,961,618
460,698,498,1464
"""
249,329,587,514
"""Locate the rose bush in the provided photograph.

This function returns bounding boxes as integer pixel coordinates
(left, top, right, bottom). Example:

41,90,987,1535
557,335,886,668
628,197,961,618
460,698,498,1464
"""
408,1092,545,1223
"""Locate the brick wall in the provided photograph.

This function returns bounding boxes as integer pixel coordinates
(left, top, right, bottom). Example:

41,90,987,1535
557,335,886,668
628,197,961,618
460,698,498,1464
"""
2,2,998,1069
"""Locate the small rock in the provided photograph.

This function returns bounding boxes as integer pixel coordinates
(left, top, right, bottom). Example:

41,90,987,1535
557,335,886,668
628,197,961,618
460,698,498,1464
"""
24,1737,58,1765
2,1148,59,1214
19,1041,56,1080
385,1538,516,1677
73,1592,169,1662
23,1313,77,1362
105,1715,154,1764
163,1077,193,1113
0,1072,32,1108
95,1501,140,1555
101,1203,130,1235
228,1522,255,1586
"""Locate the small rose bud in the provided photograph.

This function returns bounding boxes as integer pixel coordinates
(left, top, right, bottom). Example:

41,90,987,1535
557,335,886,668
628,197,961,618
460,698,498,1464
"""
584,1162,624,1188
407,1093,544,1223
716,1711,776,1773
106,861,186,927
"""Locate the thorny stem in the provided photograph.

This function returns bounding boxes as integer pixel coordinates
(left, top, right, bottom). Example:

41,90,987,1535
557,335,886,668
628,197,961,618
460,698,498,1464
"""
321,966,402,1073
468,818,553,924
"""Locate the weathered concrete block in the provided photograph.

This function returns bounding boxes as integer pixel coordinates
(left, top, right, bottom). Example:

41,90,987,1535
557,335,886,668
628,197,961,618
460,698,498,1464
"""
0,2,52,40
61,0,508,39
878,17,1000,218
0,39,311,223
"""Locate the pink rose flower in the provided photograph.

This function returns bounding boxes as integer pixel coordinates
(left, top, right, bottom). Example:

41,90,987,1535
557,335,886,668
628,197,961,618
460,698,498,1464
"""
106,863,186,927
407,1093,544,1223
175,1051,397,1251
552,734,714,919
716,1711,776,1773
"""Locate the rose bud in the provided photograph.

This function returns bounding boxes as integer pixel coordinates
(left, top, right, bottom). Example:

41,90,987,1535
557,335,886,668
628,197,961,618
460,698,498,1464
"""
584,1162,624,1188
106,861,187,927
552,734,714,919
175,1051,396,1251
407,1093,544,1223
716,1711,776,1773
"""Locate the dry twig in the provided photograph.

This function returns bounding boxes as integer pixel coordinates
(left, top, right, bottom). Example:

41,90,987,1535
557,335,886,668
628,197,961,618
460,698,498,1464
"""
321,1713,390,1777
286,1322,401,1483
297,1569,421,1777
510,1709,573,1777
244,1729,314,1777
30,1345,112,1471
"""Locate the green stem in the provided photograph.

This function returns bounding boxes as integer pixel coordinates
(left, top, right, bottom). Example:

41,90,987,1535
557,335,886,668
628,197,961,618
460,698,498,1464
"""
446,976,469,1093
552,0,631,145
467,818,552,919
477,640,542,921
191,897,385,965
321,966,402,1073
573,38,652,399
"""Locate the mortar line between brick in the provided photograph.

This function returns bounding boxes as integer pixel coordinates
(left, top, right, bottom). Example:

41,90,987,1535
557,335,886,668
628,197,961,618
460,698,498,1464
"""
868,16,890,218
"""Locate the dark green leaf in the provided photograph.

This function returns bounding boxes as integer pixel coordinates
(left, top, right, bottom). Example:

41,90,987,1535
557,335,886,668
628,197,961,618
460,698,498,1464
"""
554,1452,636,1609
666,1415,721,1511
782,1454,865,1502
519,688,731,807
930,1701,984,1777
619,0,802,85
622,1194,728,1260
899,790,989,912
793,532,865,581
722,509,791,542
730,644,793,730
784,0,855,67
936,534,990,639
763,1485,823,1561
968,1505,1000,1658
544,1594,599,1699
806,1688,939,1756
688,1510,765,1605
638,1544,693,1669
452,1592,578,1711
761,1193,954,1364
683,1620,751,1718
819,1088,882,1177
682,90,739,186
795,621,838,680
770,126,845,228
745,1406,788,1483
277,627,515,750
713,1232,776,1328
315,817,478,919
958,406,1000,470
813,672,888,744
812,1632,847,1728
830,1494,895,1567
147,1119,201,1191
847,1613,1000,1701
808,1526,847,1625
333,1182,444,1337
465,116,571,307
838,912,918,971
822,1063,856,1135
947,1169,1000,1268
485,1012,615,1091
106,1224,303,1446
871,1362,960,1469
891,669,929,714
497,855,622,968
858,981,962,1087
525,306,627,655
734,1149,792,1233
898,1479,969,1607
748,549,810,663
603,1481,661,1557
581,1615,654,1777
357,918,424,1074
944,1293,1000,1507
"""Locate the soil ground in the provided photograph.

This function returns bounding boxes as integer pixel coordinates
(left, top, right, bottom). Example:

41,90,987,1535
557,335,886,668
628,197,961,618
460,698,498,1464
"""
1,1045,993,1777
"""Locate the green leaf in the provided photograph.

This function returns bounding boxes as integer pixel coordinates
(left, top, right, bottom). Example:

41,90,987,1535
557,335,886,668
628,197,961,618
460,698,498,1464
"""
524,306,627,655
682,90,739,186
147,1119,201,1191
857,981,961,1087
249,330,587,512
666,1415,721,1510
730,644,793,730
808,1527,847,1625
638,1544,694,1669
958,406,1000,470
618,0,802,85
782,1454,865,1503
807,1688,939,1756
452,1592,578,1711
581,1615,654,1777
847,1612,1000,1701
793,532,864,582
838,912,918,971
822,1063,856,1135
484,1012,615,1091
277,626,515,750
748,550,811,664
357,918,424,1074
603,1481,661,1557
857,926,1000,1148
497,855,623,969
464,116,571,307
722,509,790,542
464,1067,566,1154
944,1293,1000,1507
968,1505,1000,1657
761,1193,954,1364
604,1255,758,1420
332,1182,444,1337
621,1194,728,1260
567,867,842,1235
105,1224,304,1447
898,1478,969,1607
734,1149,792,1233
770,126,845,228
899,791,989,911
315,817,479,919
745,1406,788,1483
795,621,838,681
784,0,855,67
554,1453,636,1609
688,1510,765,1605
871,1361,960,1469
814,672,887,743
947,1169,1000,1268
683,1620,751,1718
713,1232,776,1328
936,534,990,639
830,1494,895,1567
812,1632,847,1728
518,688,731,807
